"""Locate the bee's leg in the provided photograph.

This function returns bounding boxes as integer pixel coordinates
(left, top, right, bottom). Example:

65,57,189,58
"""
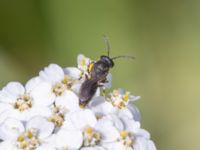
79,72,85,80
98,82,104,87
98,77,109,86
85,74,89,80
102,88,106,96
101,78,108,83
98,81,107,96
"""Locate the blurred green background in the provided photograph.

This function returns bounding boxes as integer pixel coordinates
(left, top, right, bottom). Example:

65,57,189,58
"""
0,0,200,149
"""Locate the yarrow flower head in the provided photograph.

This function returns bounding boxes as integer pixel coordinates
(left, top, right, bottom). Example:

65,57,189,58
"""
0,78,53,122
108,88,140,109
0,116,54,149
0,54,156,150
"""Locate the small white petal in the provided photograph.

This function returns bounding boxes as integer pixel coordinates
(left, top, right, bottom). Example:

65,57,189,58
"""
25,77,42,93
0,91,15,104
134,137,155,150
36,144,55,150
4,109,38,122
62,113,77,130
0,118,24,140
121,117,140,133
118,108,134,120
104,142,126,150
127,104,141,121
70,109,97,130
129,95,141,102
95,118,120,142
39,134,57,149
39,64,64,84
88,96,105,107
71,82,82,94
0,109,19,124
3,109,43,122
55,90,80,112
42,134,56,144
137,128,151,139
29,107,52,119
64,67,82,79
13,109,31,121
0,82,24,103
0,140,18,150
56,129,83,149
89,96,114,116
26,116,54,139
4,82,25,96
0,103,12,115
105,115,124,131
81,146,106,150
77,54,85,63
31,82,55,106
77,54,91,70
147,140,157,150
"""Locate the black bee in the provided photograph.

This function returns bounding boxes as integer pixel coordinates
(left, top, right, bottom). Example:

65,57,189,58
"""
79,37,134,106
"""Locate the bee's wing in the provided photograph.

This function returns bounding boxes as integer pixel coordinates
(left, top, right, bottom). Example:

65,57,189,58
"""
79,78,99,104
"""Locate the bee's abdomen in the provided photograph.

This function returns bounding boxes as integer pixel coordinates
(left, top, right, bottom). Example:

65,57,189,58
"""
79,78,99,105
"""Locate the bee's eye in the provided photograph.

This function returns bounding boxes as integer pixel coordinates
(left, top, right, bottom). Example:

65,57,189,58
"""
100,56,114,68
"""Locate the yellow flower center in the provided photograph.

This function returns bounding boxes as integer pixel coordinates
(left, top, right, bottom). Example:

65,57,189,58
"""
117,130,135,147
112,99,126,109
123,92,130,102
120,130,128,139
49,106,66,127
14,95,32,111
53,76,74,96
109,89,130,109
83,127,101,146
17,129,40,150
49,114,64,127
53,82,67,96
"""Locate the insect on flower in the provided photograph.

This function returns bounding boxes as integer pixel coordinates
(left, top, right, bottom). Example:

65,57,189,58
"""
79,36,135,107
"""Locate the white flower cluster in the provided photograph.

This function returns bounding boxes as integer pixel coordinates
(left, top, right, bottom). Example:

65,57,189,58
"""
0,54,156,150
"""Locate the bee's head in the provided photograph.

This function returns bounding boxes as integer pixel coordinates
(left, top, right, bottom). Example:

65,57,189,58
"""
100,55,114,68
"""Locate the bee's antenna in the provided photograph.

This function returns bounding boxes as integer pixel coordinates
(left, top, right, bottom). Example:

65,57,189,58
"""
111,55,135,60
103,35,111,57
